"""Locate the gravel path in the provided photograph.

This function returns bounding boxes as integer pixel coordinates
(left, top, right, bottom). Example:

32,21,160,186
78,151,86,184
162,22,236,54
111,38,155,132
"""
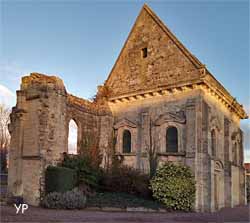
1,204,249,223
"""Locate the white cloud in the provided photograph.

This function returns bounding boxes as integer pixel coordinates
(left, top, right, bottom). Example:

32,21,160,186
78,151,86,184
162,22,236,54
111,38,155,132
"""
0,84,16,107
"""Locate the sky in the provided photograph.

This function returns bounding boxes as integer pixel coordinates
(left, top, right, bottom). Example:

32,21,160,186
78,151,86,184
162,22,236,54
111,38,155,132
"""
68,119,78,154
0,0,249,161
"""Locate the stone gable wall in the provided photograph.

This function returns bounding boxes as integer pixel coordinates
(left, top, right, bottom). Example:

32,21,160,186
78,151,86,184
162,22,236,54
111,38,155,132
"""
106,9,201,97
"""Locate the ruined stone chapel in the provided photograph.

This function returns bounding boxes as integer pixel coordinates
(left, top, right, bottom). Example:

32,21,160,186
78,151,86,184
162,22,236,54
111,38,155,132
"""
8,4,248,212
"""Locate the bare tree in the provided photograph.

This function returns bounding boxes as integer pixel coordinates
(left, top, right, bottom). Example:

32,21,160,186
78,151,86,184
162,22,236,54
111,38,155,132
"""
0,104,10,172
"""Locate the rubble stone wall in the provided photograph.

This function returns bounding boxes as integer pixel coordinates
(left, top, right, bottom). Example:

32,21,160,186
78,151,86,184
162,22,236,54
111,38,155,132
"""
105,8,201,98
7,73,112,206
7,73,246,212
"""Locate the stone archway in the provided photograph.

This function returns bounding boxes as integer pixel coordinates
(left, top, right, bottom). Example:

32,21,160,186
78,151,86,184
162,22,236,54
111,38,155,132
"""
68,119,78,154
66,117,83,155
213,161,224,211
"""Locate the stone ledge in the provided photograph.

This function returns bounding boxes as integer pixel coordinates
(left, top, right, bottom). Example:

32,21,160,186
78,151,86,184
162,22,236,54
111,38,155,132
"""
102,207,125,212
116,153,137,156
157,152,186,156
22,155,42,160
85,206,167,213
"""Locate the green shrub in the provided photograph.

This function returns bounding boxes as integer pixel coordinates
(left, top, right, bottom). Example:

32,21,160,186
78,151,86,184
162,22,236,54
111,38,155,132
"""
150,162,195,211
42,188,87,209
247,176,250,203
87,192,164,210
45,166,77,194
60,154,102,190
61,189,87,209
41,192,63,209
100,165,151,198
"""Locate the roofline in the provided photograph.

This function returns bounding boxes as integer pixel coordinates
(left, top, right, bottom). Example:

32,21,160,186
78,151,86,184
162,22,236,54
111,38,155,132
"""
202,69,248,119
104,5,145,85
107,76,247,120
142,4,203,68
104,4,203,85
103,4,248,120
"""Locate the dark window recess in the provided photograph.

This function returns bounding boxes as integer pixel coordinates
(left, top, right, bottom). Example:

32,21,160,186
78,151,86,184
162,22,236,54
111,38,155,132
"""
123,130,132,153
211,129,216,157
166,127,178,152
142,47,148,58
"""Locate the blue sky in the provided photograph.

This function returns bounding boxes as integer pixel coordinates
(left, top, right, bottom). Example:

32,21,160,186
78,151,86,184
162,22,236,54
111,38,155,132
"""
0,0,249,161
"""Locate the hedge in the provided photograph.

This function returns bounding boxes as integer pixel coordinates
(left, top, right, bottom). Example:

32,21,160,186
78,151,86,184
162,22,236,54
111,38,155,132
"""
60,154,103,190
100,165,151,198
45,166,77,194
87,192,164,210
247,175,250,203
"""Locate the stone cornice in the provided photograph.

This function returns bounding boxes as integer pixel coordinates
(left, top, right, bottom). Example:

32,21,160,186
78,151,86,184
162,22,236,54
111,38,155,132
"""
108,80,247,120
202,72,248,119
108,78,202,101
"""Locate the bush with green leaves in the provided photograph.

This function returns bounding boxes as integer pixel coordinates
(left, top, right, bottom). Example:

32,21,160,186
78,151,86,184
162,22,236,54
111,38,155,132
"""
42,188,87,209
45,166,77,194
60,154,102,190
150,162,195,211
61,189,87,209
100,165,151,198
41,192,63,209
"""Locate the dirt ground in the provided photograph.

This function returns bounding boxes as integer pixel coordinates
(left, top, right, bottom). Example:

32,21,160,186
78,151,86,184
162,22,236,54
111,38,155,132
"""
1,204,249,223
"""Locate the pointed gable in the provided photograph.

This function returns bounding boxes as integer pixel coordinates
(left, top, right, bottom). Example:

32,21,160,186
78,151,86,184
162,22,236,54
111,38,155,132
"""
114,118,137,129
105,4,203,98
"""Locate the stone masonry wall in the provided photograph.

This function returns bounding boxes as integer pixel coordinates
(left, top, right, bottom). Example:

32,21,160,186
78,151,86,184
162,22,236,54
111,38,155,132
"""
109,90,200,174
105,7,201,98
109,87,246,212
200,91,246,211
7,73,113,206
8,72,246,212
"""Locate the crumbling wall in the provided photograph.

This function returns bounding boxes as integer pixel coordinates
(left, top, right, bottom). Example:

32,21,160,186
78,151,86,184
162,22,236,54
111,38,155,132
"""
8,73,68,205
7,73,113,206
66,94,113,167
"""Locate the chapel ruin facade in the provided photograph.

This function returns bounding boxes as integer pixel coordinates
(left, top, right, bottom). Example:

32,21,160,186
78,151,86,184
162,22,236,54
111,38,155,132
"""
7,4,248,212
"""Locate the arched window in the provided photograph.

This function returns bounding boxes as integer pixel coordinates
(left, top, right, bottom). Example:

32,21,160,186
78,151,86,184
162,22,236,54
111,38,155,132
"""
166,127,178,152
123,130,131,153
211,129,216,157
68,119,78,154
